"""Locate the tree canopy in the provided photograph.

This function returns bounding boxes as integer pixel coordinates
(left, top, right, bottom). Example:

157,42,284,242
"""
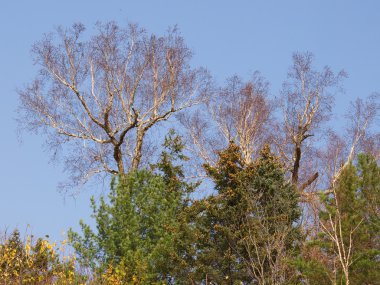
12,20,380,285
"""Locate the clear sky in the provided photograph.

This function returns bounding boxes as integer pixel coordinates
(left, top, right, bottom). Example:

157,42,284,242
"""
1,0,379,242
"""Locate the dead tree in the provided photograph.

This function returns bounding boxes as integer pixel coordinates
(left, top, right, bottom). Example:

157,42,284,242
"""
18,22,210,188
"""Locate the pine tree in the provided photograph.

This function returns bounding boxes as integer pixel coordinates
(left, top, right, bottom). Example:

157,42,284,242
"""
186,143,301,284
302,154,380,285
69,131,195,284
238,145,301,284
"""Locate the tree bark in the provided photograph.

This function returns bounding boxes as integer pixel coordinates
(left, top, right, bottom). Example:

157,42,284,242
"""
131,129,145,170
292,143,301,185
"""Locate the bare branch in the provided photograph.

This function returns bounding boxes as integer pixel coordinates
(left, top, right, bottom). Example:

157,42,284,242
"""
18,22,211,190
281,52,345,191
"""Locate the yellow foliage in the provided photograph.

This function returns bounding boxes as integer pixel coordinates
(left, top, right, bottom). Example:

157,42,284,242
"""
0,230,84,285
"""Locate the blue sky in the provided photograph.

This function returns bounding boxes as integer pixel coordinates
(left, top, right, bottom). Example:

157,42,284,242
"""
1,0,379,242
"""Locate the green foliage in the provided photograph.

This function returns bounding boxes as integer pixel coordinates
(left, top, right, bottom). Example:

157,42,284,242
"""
183,143,250,283
69,131,196,284
294,257,331,285
299,154,380,285
70,171,182,283
239,145,301,284
349,154,380,285
65,140,379,284
183,143,301,284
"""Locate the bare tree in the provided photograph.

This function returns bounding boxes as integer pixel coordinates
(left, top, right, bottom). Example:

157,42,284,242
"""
317,94,379,193
338,94,379,171
280,52,346,192
210,74,273,165
181,73,273,169
18,22,210,188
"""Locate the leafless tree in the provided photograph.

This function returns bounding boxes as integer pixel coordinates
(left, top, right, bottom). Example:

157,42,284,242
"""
317,94,379,193
181,73,273,170
17,22,210,188
280,52,346,193
338,94,379,171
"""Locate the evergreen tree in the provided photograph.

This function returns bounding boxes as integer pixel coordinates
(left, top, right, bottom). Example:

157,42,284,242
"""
69,131,195,284
186,143,301,284
238,145,301,284
188,143,250,284
301,154,380,285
